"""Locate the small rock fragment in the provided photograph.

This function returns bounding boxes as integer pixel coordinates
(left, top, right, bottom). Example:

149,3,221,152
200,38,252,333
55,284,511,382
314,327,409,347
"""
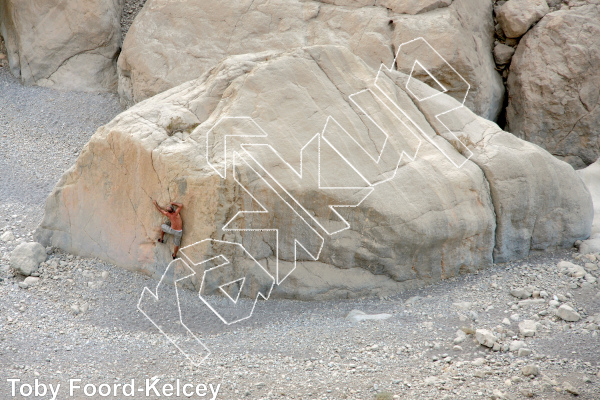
556,305,581,322
522,365,539,376
23,276,39,286
510,287,532,299
562,381,579,396
519,320,537,337
509,340,526,352
518,348,532,357
0,231,15,242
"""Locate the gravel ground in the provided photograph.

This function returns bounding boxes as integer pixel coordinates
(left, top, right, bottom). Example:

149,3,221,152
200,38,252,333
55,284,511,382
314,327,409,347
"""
1,59,600,400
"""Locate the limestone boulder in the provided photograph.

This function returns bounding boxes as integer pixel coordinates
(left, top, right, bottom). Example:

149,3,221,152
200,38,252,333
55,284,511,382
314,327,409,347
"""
36,45,591,299
117,0,503,121
0,0,122,91
10,242,47,276
496,0,549,38
391,0,505,121
506,5,600,169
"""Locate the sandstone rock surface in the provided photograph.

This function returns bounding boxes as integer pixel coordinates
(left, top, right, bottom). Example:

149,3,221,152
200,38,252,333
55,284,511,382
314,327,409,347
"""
400,68,593,262
578,159,600,239
496,0,549,38
10,242,47,276
36,45,592,299
0,0,122,91
117,0,503,121
506,5,600,169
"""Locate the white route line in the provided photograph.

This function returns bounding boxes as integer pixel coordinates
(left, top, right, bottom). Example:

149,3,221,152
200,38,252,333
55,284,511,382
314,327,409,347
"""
374,36,473,168
206,116,268,179
222,151,325,285
240,133,374,236
139,37,474,365
137,258,211,366
179,238,275,325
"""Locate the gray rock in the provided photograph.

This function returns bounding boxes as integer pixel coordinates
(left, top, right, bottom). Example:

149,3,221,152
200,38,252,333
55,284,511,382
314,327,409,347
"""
0,231,15,242
556,305,581,322
496,0,549,38
453,329,467,344
507,5,600,169
580,238,600,255
519,320,537,336
494,43,515,65
0,0,122,91
521,364,540,376
509,340,526,352
476,329,497,348
472,357,486,366
584,263,598,271
23,276,39,286
518,348,532,357
9,242,47,276
511,287,532,299
345,310,392,323
562,382,579,396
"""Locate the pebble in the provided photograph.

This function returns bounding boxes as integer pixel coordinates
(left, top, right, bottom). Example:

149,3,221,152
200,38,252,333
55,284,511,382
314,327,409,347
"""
521,365,540,377
584,263,598,271
23,276,39,286
519,320,537,337
1,230,15,242
510,287,532,299
472,358,486,367
520,388,534,397
453,329,467,344
509,341,526,352
518,348,532,357
562,381,579,395
475,329,497,348
556,304,581,322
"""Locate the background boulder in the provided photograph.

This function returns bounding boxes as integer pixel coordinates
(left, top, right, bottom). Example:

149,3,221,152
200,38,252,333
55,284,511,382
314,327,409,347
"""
506,5,600,169
117,0,503,121
36,45,592,299
0,0,122,92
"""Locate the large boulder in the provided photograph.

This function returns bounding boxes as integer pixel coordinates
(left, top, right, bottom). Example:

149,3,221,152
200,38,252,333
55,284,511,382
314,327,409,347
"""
0,0,122,92
36,45,591,299
496,0,549,38
506,5,600,169
117,0,503,120
391,0,504,120
10,242,47,276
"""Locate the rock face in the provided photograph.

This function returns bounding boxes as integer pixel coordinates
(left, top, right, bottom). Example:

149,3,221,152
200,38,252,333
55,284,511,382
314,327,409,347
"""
117,0,503,120
403,69,593,262
391,0,504,120
578,159,600,238
506,5,600,169
36,45,592,299
0,0,122,92
496,0,549,38
10,242,47,276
